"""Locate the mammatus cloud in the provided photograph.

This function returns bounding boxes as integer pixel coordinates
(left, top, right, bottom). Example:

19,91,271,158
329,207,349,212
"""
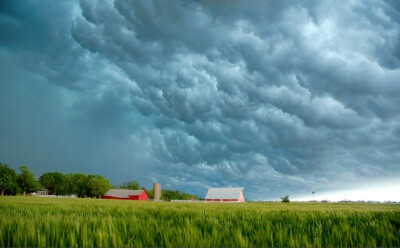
1,0,399,199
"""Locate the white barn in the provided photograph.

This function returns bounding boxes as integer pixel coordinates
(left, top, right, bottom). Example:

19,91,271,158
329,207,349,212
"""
205,187,245,202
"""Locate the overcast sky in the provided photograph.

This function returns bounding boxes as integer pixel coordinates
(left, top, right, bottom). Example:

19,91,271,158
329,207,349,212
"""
1,0,400,200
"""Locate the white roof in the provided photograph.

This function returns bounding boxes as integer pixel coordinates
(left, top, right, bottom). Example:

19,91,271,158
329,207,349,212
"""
205,187,244,199
105,189,144,198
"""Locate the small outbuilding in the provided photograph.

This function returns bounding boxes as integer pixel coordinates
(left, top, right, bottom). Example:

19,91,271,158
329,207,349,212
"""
205,187,245,202
104,189,149,201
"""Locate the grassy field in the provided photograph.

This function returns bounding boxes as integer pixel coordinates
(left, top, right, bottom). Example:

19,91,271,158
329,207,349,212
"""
0,196,399,247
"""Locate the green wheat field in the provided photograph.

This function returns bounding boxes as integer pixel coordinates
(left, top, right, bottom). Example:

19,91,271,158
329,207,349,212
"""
0,197,399,247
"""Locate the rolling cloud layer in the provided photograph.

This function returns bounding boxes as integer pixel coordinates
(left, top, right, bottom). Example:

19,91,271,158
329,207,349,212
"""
1,0,399,199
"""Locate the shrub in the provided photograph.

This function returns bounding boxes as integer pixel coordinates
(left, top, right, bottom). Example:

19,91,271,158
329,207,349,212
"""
281,195,290,203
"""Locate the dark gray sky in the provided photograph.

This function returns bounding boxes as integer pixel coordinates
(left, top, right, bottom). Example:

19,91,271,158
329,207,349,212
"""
1,0,400,200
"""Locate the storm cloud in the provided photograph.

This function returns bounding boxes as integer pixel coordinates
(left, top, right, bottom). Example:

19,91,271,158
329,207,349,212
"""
1,0,400,199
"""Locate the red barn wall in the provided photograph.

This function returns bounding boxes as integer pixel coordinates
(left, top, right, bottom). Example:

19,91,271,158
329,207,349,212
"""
129,195,139,200
104,196,129,200
105,191,148,201
138,191,149,201
128,191,148,201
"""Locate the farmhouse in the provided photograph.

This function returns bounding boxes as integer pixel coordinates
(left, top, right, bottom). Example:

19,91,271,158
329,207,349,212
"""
104,189,149,201
205,187,245,202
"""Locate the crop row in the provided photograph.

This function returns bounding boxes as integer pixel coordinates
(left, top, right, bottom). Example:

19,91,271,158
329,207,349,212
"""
0,197,399,247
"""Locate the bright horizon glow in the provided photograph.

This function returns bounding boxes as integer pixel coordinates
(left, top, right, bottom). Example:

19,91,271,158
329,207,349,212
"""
292,184,400,202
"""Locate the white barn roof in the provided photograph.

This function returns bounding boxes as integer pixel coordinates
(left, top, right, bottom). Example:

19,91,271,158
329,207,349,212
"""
105,189,144,198
205,187,244,200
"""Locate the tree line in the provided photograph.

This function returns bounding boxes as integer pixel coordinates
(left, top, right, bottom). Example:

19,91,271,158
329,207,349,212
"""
120,180,202,201
0,162,111,198
1,162,202,200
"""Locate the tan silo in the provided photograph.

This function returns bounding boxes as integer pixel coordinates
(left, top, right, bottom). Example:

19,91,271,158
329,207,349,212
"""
153,182,161,201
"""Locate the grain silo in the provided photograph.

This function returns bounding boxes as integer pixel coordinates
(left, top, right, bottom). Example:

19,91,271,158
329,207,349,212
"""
153,182,161,201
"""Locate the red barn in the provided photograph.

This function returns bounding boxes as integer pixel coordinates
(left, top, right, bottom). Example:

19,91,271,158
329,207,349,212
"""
104,189,148,201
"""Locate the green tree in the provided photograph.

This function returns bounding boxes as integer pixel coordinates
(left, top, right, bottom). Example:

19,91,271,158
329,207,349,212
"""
64,173,77,195
145,189,154,200
87,175,111,198
63,173,111,198
62,173,88,197
39,172,66,195
281,195,290,203
0,162,20,195
17,166,40,195
120,180,140,190
161,189,202,201
70,173,88,198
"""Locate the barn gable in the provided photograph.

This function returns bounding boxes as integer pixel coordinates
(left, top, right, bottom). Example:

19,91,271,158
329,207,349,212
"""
205,187,245,202
104,189,148,201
